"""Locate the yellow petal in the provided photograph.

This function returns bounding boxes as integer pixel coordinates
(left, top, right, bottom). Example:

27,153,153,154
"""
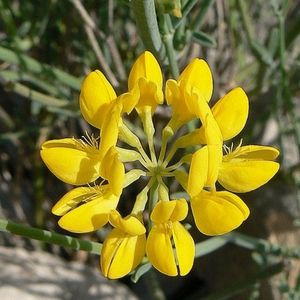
188,147,208,197
128,51,162,91
228,145,280,161
216,191,250,219
52,186,106,216
134,78,164,114
170,199,188,222
118,90,139,115
99,101,123,159
179,58,213,103
128,51,163,114
151,199,188,223
194,94,222,145
40,138,101,185
219,160,280,193
207,144,223,187
101,228,146,279
212,88,249,140
100,147,125,196
80,70,116,129
146,224,177,276
188,95,223,187
173,129,204,149
58,193,119,233
165,79,193,125
172,221,195,276
191,190,249,235
109,210,146,235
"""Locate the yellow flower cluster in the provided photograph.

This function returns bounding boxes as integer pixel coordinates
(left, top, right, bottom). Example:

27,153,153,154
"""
41,51,279,279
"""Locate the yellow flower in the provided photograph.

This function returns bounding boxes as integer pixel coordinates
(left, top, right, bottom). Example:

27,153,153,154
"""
165,58,213,128
146,199,195,276
196,87,249,143
128,51,163,115
80,70,117,129
40,138,101,186
79,70,137,130
188,148,247,236
43,145,124,233
41,51,281,279
52,184,119,233
187,143,279,234
187,87,279,235
101,210,146,279
191,190,249,236
219,145,280,193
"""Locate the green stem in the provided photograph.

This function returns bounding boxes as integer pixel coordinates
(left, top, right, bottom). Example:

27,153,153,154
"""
131,0,165,60
148,179,159,230
160,13,179,78
131,177,156,214
0,218,102,254
193,0,215,31
165,153,192,171
158,117,182,164
119,123,153,166
141,108,157,164
162,142,179,167
173,0,198,29
157,176,169,201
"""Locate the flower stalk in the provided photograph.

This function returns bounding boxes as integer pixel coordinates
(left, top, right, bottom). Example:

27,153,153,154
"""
0,218,102,254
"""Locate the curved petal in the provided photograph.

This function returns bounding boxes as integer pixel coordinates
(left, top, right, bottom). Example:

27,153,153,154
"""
134,78,164,114
170,199,188,222
151,199,188,224
173,128,204,149
228,145,280,161
216,191,250,219
80,70,116,129
206,144,223,187
128,51,162,91
192,93,222,145
101,229,146,279
52,186,106,216
119,90,139,114
172,221,195,276
100,146,125,196
146,224,177,276
40,138,101,185
179,58,213,103
151,200,177,224
191,191,249,235
213,88,249,140
219,160,280,193
188,147,208,197
109,210,146,236
58,193,119,233
99,101,123,159
128,51,163,114
165,79,193,125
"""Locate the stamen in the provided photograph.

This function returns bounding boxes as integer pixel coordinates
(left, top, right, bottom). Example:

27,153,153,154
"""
80,131,99,149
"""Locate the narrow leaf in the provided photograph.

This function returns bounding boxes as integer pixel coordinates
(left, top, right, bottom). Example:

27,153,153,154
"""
192,31,217,48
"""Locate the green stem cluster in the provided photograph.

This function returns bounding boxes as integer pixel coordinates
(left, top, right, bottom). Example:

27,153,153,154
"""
0,218,102,254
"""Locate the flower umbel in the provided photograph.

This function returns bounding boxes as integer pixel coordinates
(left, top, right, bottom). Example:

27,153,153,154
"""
41,51,280,279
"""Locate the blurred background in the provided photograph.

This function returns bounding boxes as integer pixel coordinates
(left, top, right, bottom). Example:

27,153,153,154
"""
0,0,299,299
